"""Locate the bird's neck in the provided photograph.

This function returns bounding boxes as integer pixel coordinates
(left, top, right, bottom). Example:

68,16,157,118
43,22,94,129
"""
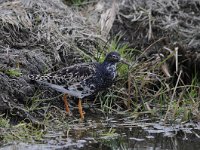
98,61,118,81
101,61,117,76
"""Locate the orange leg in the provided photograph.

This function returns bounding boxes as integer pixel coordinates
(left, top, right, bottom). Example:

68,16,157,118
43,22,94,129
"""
78,99,85,120
63,94,70,113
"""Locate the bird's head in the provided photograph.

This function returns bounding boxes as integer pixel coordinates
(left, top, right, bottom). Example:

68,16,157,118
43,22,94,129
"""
104,52,121,63
104,52,129,65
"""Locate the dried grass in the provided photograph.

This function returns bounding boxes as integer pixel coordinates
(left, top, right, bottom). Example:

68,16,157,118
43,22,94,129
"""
0,0,107,120
104,0,200,122
0,0,105,64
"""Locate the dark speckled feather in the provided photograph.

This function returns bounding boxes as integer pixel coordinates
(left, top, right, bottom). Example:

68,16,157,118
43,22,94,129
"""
28,52,121,99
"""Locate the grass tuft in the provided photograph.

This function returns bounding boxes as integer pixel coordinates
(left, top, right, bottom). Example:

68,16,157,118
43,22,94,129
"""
5,69,22,77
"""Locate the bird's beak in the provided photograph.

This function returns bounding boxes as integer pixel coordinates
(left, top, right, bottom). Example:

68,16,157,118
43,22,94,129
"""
120,58,130,65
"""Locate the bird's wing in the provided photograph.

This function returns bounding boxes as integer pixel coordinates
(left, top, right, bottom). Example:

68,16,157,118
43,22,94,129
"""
48,62,98,85
28,62,99,98
29,62,98,85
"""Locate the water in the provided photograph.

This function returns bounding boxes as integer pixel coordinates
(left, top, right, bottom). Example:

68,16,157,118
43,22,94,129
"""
1,116,200,150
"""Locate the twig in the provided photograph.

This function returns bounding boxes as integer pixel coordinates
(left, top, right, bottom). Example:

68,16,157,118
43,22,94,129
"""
175,47,178,73
148,8,152,41
164,69,182,122
127,67,131,110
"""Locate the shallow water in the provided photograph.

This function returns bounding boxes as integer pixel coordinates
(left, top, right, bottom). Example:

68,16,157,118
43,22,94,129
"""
1,115,200,150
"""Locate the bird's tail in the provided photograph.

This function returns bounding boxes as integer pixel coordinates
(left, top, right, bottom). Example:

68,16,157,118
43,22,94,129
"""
27,74,70,94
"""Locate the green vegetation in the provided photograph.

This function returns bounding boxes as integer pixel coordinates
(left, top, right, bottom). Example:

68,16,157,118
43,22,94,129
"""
67,0,87,6
100,128,119,139
1,37,199,147
3,123,44,142
5,68,22,77
0,117,9,128
96,37,200,124
0,117,44,143
0,112,70,145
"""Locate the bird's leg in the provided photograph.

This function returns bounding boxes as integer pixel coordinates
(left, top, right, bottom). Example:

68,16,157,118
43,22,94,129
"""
63,94,70,113
78,99,85,120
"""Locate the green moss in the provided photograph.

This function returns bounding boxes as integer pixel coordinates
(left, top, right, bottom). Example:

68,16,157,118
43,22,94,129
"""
0,117,10,128
2,122,45,143
0,117,45,143
5,69,22,77
100,128,119,139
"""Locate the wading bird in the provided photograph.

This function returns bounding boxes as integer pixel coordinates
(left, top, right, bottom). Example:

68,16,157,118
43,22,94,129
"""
29,52,127,120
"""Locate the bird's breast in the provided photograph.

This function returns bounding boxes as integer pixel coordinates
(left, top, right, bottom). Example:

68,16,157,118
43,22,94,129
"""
105,64,117,79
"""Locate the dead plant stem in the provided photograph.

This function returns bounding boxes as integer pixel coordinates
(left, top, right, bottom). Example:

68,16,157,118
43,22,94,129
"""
164,70,182,122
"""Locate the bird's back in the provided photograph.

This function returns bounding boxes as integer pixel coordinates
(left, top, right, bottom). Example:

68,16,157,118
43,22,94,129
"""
29,58,119,98
28,62,100,98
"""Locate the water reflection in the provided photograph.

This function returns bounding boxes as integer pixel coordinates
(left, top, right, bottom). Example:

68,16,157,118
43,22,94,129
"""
1,117,200,150
97,127,200,150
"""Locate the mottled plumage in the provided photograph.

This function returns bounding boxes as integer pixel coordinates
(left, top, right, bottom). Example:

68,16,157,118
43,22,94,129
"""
28,52,123,119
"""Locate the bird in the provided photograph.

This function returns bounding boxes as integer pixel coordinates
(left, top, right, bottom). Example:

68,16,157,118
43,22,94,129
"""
28,51,127,119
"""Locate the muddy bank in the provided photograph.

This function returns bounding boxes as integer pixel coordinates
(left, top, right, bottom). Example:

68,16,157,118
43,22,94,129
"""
0,0,104,120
